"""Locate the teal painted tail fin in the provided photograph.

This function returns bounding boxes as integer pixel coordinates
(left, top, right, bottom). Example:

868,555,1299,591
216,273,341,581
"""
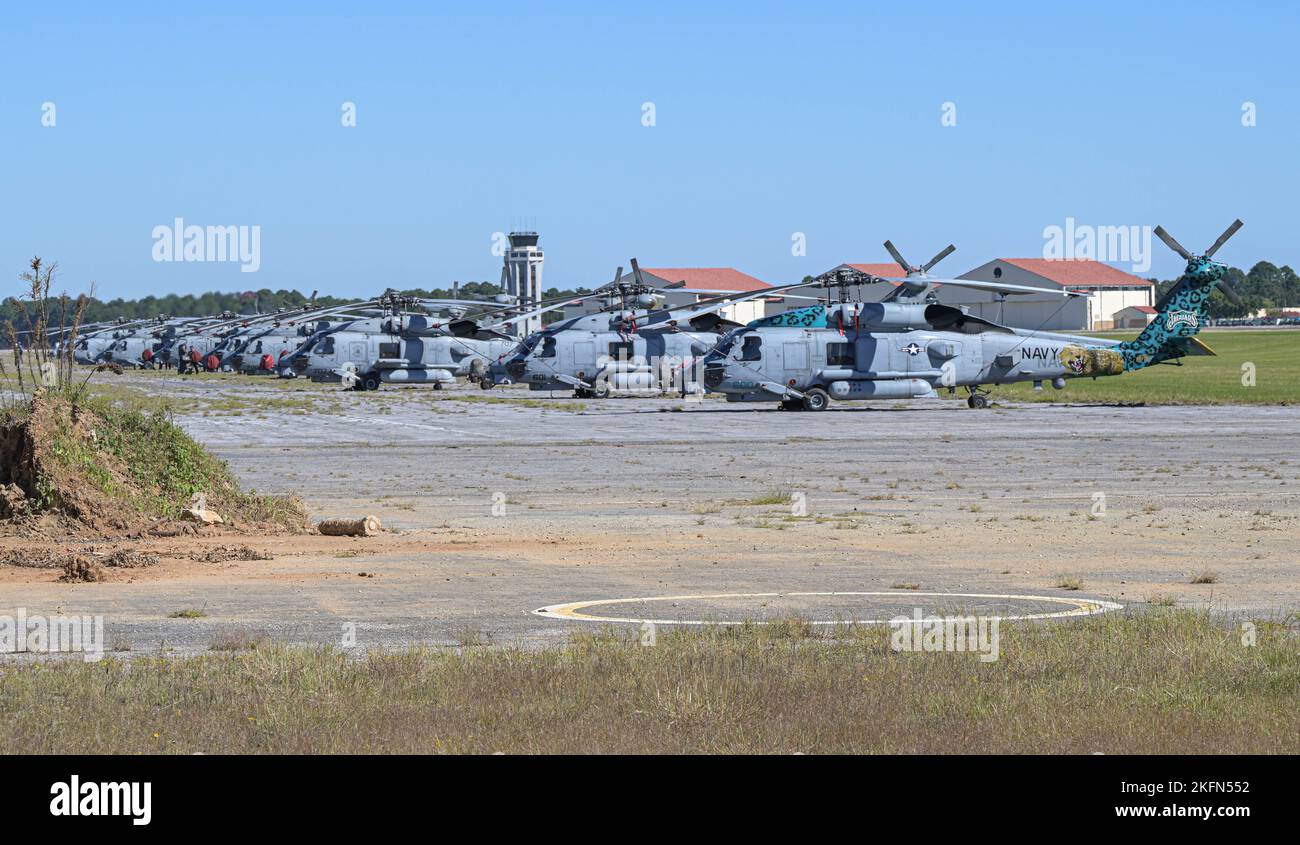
1122,220,1242,371
1119,259,1222,370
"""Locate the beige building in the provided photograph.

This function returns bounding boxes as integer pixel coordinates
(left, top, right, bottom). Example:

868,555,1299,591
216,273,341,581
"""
1113,305,1157,329
953,258,1155,331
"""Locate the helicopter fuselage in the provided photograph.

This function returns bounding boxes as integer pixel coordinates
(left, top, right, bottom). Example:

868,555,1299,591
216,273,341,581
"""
504,320,718,396
701,302,1130,408
297,329,516,389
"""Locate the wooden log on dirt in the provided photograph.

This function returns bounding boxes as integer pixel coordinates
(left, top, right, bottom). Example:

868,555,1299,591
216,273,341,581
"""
317,515,381,537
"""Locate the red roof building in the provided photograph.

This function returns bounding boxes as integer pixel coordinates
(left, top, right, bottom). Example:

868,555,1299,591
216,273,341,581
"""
637,267,771,293
843,263,908,279
995,258,1155,290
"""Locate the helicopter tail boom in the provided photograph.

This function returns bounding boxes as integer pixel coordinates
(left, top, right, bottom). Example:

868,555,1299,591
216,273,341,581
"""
1118,258,1223,370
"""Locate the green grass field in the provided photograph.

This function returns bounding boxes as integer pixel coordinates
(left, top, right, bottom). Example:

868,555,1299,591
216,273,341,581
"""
990,329,1298,405
2,610,1296,754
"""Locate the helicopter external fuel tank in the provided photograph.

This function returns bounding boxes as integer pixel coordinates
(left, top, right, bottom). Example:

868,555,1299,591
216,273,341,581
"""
827,379,936,399
380,368,456,384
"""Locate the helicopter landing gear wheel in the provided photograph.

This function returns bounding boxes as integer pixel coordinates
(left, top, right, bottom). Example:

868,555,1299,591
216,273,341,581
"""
361,373,381,392
480,377,494,390
801,387,830,412
966,387,989,409
591,381,610,399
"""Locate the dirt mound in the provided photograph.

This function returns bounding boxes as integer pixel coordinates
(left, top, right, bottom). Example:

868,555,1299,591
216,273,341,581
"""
0,394,307,537
193,544,273,563
0,545,160,582
59,556,106,582
59,548,159,581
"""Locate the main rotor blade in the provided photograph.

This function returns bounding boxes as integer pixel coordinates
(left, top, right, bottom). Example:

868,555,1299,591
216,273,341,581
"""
482,295,594,331
883,240,914,275
921,244,956,273
1204,219,1244,258
877,276,1083,298
630,258,645,287
640,281,813,331
1153,225,1193,260
1216,279,1244,307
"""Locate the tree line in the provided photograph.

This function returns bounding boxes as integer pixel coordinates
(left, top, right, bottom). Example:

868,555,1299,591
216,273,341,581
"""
1,280,594,333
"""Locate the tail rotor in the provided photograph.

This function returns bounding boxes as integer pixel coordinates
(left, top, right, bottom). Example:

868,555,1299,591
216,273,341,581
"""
1153,219,1244,306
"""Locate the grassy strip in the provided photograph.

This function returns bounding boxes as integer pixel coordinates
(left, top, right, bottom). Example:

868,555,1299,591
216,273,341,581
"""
2,610,1296,754
989,330,1299,405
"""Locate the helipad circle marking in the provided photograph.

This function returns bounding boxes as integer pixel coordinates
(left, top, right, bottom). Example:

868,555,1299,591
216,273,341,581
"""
533,591,1123,625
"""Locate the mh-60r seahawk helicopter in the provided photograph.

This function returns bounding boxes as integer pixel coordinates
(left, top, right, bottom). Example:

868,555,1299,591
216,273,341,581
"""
281,290,577,390
501,259,807,397
703,221,1243,410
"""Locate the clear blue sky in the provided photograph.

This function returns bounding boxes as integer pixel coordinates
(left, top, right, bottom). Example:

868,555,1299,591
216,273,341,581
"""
3,0,1296,299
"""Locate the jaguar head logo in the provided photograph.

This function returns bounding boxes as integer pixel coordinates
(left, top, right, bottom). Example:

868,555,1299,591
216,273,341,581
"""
1059,345,1088,375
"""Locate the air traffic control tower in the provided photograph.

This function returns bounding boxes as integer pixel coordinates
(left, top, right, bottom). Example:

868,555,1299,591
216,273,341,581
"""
502,231,544,336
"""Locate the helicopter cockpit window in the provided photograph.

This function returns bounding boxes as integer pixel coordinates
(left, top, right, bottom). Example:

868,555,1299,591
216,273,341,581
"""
713,332,738,358
539,337,557,358
740,336,762,361
827,342,854,366
608,341,633,360
316,337,335,355
379,342,400,359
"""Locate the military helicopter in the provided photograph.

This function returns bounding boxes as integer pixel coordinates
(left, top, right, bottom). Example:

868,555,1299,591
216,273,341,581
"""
500,259,806,398
280,290,573,390
207,298,378,374
44,318,147,365
98,316,223,368
702,222,1242,410
88,297,347,371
